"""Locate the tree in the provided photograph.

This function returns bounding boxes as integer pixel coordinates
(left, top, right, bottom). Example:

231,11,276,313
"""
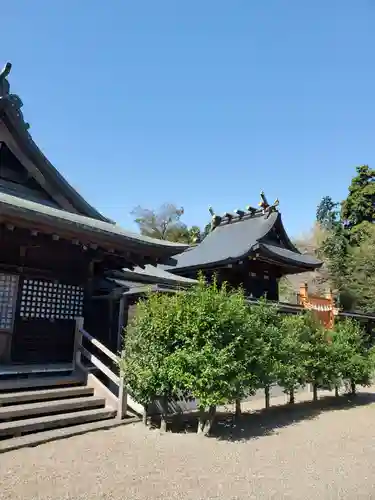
341,165,375,229
345,225,375,313
319,223,350,296
277,315,308,403
330,318,373,395
314,196,351,304
131,203,189,242
131,203,209,243
119,278,258,435
281,223,332,299
316,196,339,231
299,312,336,401
247,299,283,408
313,165,375,309
119,291,179,429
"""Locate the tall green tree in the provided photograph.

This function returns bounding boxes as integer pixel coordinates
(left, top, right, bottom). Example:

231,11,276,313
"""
247,299,283,408
120,278,258,435
316,165,375,309
341,165,375,229
315,196,350,304
345,225,375,312
330,318,373,395
319,224,349,293
299,313,336,400
277,315,308,403
316,196,339,231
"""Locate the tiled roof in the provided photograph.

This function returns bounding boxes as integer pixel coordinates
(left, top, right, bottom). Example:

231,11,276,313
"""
164,211,322,272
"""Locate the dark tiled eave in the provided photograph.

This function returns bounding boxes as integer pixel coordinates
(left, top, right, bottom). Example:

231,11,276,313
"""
0,192,189,258
106,266,197,288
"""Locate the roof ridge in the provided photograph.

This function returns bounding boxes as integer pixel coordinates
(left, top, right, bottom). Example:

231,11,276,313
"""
208,192,280,231
217,210,268,227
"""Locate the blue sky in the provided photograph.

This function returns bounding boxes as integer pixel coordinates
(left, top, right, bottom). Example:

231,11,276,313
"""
3,1,375,237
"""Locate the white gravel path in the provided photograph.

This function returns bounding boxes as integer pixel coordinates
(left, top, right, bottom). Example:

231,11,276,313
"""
1,388,375,500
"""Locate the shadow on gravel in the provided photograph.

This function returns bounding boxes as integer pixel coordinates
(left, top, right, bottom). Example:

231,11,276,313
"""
210,392,375,442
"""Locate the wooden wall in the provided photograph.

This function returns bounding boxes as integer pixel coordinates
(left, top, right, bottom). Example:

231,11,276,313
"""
0,227,90,364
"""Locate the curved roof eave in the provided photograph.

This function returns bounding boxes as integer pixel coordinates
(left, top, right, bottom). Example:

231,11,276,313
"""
258,242,323,270
106,265,198,286
0,191,190,257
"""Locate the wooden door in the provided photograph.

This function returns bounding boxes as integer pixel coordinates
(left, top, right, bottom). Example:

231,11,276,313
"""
11,277,84,364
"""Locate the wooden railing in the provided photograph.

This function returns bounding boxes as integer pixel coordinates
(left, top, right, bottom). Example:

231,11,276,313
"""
73,317,127,420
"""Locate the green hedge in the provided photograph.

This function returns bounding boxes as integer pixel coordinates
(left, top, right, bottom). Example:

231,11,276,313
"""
119,278,374,434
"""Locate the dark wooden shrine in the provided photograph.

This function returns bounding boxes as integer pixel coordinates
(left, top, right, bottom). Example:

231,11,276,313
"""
163,193,323,301
0,62,188,366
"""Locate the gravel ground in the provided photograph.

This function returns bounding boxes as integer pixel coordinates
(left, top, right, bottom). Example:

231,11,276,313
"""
1,388,375,500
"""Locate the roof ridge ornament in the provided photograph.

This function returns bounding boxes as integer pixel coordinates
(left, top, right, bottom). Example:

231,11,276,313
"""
208,206,222,232
0,62,30,131
258,191,279,218
208,192,280,232
0,62,11,97
245,205,259,216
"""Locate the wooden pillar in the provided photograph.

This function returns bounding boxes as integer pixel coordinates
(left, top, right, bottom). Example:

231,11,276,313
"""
117,295,126,353
108,296,114,349
117,372,128,420
73,317,84,369
86,260,95,296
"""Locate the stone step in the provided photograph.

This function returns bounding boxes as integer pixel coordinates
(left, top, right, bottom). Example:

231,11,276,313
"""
0,407,116,438
0,374,83,393
0,414,139,454
0,386,94,406
0,396,105,421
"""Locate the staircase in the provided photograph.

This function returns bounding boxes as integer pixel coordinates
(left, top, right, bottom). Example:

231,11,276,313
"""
0,370,121,453
0,321,138,453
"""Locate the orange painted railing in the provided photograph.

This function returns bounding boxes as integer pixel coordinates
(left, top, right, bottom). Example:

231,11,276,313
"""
297,283,339,329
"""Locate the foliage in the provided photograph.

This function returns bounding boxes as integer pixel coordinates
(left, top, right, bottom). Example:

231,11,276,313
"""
345,225,375,313
278,276,296,303
131,203,209,243
164,279,258,409
120,281,373,434
277,315,308,395
247,299,283,393
315,167,375,307
120,278,258,412
131,203,188,242
298,312,336,390
330,318,374,391
318,165,375,310
341,164,375,228
285,224,333,299
119,291,181,406
316,196,340,231
318,223,349,294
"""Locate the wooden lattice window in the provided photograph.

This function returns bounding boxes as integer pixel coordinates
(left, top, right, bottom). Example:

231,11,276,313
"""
19,278,84,320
